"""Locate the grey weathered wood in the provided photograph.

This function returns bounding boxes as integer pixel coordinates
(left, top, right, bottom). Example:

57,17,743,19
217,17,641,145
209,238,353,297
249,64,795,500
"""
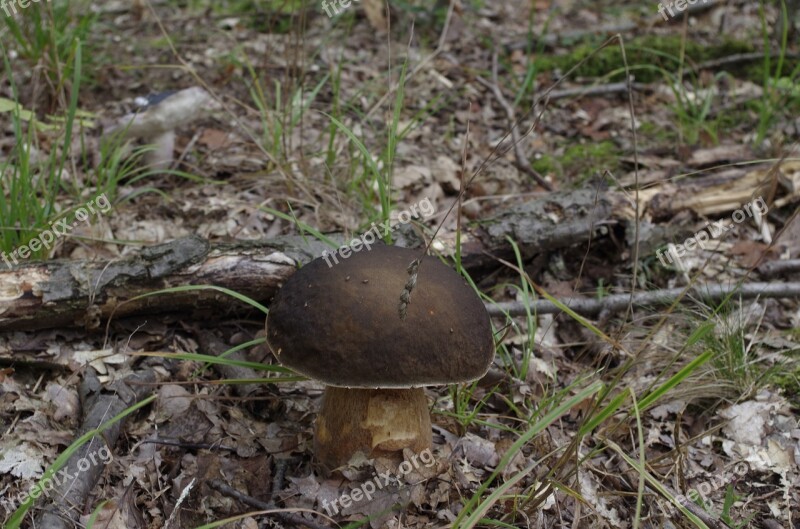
486,282,800,317
0,191,620,333
0,235,330,332
34,368,157,529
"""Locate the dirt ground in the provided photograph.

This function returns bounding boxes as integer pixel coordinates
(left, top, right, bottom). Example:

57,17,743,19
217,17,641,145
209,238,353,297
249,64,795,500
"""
1,1,799,528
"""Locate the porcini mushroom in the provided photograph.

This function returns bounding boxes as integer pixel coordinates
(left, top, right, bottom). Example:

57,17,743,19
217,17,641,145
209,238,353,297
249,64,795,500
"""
266,243,494,473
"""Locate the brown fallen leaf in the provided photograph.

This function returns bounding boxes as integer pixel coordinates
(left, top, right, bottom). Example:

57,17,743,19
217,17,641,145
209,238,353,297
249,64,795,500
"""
198,128,235,150
730,240,777,269
688,144,753,167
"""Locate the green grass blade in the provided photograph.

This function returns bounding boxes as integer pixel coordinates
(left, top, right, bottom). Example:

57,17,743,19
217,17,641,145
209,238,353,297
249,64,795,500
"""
127,285,269,314
637,350,713,410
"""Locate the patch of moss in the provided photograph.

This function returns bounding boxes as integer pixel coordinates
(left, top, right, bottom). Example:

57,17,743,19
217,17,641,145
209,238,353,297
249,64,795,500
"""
560,140,620,184
772,370,800,407
530,154,560,178
529,35,763,83
639,120,678,144
768,345,800,407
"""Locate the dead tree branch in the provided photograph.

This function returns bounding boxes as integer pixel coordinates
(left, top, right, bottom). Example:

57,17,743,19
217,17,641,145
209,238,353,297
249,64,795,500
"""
486,281,800,317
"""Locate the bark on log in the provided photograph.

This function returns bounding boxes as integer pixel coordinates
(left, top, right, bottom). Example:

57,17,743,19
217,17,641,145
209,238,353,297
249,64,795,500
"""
0,177,796,334
0,190,621,333
0,236,329,333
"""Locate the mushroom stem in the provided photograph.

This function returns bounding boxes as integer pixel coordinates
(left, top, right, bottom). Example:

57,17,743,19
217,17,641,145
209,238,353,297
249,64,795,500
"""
314,387,432,473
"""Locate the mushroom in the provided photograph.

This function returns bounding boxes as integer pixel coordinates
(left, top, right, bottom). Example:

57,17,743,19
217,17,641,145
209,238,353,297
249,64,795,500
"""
102,86,218,170
266,243,494,473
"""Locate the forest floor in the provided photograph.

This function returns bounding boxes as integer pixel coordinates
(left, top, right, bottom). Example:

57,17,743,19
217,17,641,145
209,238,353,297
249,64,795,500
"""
1,1,799,528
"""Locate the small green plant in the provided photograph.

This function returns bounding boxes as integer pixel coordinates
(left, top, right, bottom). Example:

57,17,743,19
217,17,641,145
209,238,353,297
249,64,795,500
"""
0,38,84,256
700,309,772,398
664,70,721,145
753,0,800,145
249,66,331,169
561,140,620,183
445,381,487,431
720,485,755,528
2,0,98,92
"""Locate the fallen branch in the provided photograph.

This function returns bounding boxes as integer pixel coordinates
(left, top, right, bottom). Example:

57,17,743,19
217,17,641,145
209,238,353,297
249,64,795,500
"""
0,191,610,334
546,81,653,100
0,183,796,334
34,368,158,529
486,281,800,317
0,236,325,333
696,51,800,72
758,259,800,278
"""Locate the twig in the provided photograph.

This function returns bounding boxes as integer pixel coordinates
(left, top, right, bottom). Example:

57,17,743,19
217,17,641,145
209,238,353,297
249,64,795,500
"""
655,482,734,529
165,477,196,529
485,281,800,317
658,0,720,24
34,368,158,529
477,52,553,191
140,438,238,452
759,259,800,277
696,51,800,72
208,479,334,529
546,81,652,100
271,457,299,502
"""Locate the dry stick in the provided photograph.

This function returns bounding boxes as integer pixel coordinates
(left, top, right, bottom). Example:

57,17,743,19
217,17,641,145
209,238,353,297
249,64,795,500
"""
208,479,333,529
653,482,734,529
615,33,643,326
34,368,157,529
504,22,638,51
759,258,800,277
485,281,800,317
476,52,552,191
695,51,800,72
546,81,652,100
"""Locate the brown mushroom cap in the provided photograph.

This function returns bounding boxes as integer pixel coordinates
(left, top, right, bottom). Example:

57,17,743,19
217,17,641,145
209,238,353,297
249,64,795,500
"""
266,243,494,388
